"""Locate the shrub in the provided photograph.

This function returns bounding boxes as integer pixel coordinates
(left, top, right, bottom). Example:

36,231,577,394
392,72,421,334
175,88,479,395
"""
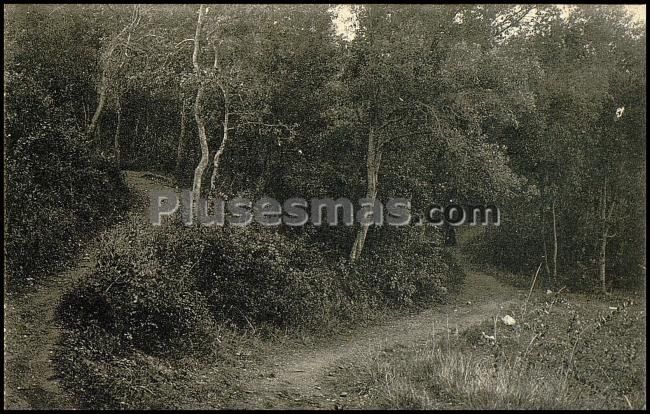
55,323,199,409
57,218,467,408
151,224,342,331
5,125,129,291
58,226,217,358
356,226,466,307
60,218,465,351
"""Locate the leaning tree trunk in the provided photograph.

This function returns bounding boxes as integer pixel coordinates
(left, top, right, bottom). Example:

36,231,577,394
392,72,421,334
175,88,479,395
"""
113,95,122,168
87,79,108,139
191,4,209,204
209,83,230,194
350,126,381,262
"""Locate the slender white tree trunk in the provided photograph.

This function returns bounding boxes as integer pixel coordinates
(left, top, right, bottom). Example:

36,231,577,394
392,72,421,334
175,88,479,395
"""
598,228,608,293
210,83,229,193
191,4,209,204
87,79,107,139
350,126,381,262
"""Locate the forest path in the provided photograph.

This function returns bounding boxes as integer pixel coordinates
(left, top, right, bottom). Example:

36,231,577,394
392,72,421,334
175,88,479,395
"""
4,171,175,409
4,172,526,410
218,253,527,409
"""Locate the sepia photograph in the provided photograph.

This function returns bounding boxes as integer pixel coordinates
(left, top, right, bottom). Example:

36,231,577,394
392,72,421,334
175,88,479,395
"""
4,3,646,410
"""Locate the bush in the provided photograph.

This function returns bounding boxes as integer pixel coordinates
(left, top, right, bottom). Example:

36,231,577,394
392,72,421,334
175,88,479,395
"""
356,226,466,307
57,218,466,408
5,124,129,291
60,220,466,351
59,226,217,357
55,323,201,409
150,224,343,331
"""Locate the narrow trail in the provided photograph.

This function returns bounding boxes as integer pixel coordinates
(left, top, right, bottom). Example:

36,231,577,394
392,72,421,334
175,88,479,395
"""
4,171,175,409
225,258,526,409
5,172,526,409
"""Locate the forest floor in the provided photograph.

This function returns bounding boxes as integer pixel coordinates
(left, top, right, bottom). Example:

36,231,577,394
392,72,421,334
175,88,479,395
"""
4,171,644,409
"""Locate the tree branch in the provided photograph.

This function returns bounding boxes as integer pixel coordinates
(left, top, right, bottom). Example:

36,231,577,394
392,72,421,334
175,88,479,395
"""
494,6,535,38
175,38,195,48
192,5,205,76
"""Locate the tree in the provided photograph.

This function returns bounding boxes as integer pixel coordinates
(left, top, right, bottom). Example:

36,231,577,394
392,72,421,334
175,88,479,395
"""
485,5,645,290
86,5,142,144
190,4,210,202
340,5,536,261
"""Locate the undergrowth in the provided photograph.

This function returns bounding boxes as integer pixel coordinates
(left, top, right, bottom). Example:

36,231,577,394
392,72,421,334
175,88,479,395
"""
357,291,646,409
56,216,465,408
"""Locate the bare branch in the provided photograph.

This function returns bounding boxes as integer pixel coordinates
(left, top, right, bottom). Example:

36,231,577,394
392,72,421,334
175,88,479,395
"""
175,38,195,48
494,6,535,38
192,5,206,76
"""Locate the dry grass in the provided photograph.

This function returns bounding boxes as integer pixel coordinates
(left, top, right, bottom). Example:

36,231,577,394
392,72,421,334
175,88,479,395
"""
366,343,575,409
359,290,646,410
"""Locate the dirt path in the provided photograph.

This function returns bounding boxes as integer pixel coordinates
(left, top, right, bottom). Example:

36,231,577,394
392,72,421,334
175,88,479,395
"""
226,259,526,409
4,171,174,409
5,173,526,409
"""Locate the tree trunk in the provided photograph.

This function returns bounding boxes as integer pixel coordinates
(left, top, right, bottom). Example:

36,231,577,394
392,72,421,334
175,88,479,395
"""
552,196,558,284
542,231,551,279
598,180,615,294
134,116,139,138
82,100,89,130
598,228,608,294
192,88,209,201
350,126,380,262
86,6,141,141
255,136,274,195
87,79,107,139
209,83,229,194
113,96,122,168
191,4,209,204
540,183,551,280
97,118,102,145
175,96,188,178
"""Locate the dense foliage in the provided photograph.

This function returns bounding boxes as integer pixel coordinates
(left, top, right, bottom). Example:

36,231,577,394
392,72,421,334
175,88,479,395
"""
5,5,130,290
5,128,128,290
56,219,464,408
4,4,645,408
59,221,464,339
6,4,643,291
